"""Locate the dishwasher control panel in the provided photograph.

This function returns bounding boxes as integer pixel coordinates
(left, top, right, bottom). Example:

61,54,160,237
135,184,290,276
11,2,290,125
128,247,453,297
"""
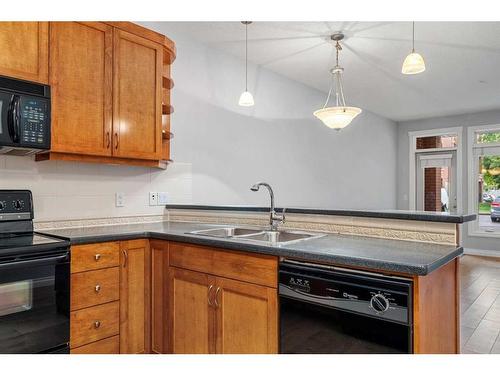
279,260,412,325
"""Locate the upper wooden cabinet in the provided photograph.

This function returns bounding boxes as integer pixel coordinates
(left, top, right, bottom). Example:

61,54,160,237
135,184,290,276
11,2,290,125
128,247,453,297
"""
34,21,175,169
0,22,48,83
49,22,113,156
113,29,162,160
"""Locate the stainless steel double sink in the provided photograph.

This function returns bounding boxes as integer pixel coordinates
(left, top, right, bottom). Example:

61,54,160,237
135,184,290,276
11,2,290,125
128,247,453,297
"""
187,226,326,245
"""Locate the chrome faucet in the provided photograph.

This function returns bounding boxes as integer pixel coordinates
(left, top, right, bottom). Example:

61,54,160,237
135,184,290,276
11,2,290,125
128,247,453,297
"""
250,182,286,231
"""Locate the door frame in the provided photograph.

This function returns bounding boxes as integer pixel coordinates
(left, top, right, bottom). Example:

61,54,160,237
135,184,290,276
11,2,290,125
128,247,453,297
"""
408,127,463,212
415,152,456,212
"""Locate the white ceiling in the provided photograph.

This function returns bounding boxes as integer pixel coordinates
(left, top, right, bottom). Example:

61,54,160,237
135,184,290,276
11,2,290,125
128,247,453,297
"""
165,21,500,122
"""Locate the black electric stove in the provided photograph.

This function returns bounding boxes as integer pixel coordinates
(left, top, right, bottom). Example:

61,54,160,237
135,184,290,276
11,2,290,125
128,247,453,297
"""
0,190,70,354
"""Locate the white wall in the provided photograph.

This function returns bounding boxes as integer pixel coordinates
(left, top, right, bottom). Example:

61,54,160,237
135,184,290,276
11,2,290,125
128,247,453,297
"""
0,156,192,222
0,22,399,223
141,22,399,210
397,109,500,252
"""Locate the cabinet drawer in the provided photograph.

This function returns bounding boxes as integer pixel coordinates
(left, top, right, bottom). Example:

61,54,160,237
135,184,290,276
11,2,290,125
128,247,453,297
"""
71,242,120,273
70,335,120,354
71,267,119,311
70,301,119,348
169,242,277,288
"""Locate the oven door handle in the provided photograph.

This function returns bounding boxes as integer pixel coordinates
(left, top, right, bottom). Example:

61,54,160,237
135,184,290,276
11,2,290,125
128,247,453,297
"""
0,253,69,270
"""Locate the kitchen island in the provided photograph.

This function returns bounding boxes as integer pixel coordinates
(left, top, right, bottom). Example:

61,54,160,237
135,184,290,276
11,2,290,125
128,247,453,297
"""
39,206,475,354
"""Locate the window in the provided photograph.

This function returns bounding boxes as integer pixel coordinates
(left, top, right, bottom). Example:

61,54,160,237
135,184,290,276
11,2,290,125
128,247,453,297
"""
468,125,500,236
416,134,458,150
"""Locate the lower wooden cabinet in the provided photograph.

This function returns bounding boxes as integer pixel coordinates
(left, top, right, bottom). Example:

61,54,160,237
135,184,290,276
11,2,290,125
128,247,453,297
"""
168,267,215,354
166,244,278,354
215,277,278,354
70,301,120,348
70,239,278,354
119,239,151,354
71,336,120,354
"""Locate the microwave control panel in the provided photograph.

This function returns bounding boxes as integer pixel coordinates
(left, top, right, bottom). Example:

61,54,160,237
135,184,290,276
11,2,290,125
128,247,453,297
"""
20,97,49,147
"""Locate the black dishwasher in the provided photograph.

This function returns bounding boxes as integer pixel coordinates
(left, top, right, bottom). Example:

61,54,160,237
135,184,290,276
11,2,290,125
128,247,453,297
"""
279,259,413,354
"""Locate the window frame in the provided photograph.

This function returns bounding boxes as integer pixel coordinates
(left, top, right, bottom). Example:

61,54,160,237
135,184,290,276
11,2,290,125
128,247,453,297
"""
467,124,500,238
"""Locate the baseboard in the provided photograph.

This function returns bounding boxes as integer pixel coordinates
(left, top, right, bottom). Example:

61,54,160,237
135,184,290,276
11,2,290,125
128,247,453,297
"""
464,247,500,258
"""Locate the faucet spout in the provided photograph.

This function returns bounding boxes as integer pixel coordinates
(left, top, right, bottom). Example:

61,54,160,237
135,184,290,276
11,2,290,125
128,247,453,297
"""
250,182,285,231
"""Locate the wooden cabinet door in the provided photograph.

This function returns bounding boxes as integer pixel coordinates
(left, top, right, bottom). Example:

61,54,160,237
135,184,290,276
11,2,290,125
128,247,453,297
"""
49,22,113,156
113,29,162,160
0,22,48,83
168,267,215,354
215,277,278,354
151,240,169,354
119,239,151,354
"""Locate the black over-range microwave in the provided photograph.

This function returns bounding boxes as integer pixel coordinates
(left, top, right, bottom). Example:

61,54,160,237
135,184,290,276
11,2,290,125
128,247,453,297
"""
0,76,50,156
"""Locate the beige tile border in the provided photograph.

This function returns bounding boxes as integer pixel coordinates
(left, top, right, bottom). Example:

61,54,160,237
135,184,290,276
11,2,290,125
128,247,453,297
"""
168,209,457,245
34,214,168,230
33,209,458,246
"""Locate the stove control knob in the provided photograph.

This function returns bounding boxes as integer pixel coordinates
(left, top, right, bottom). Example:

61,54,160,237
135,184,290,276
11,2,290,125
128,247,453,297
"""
370,294,389,313
13,200,23,210
0,201,5,210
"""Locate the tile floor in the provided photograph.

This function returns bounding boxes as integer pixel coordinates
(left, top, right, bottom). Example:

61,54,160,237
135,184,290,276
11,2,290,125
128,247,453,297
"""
460,255,500,354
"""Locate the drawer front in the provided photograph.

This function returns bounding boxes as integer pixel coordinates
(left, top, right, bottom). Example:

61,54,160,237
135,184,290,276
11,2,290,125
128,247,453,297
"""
71,267,120,311
169,242,278,288
70,301,119,348
71,242,120,273
70,335,120,354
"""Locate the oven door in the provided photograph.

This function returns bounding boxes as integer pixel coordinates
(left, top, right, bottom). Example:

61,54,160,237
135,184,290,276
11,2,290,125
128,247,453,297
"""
0,250,70,354
280,296,412,354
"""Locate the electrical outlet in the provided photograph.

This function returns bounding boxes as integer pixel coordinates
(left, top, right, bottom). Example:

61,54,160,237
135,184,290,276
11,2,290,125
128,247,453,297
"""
149,192,158,206
115,192,125,207
158,192,169,205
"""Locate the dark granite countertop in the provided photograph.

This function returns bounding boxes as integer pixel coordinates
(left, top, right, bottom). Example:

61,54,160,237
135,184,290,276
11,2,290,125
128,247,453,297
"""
39,221,463,276
165,204,476,224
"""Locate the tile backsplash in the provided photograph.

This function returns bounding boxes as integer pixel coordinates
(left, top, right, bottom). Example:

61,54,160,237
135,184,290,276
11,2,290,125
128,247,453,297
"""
0,155,192,222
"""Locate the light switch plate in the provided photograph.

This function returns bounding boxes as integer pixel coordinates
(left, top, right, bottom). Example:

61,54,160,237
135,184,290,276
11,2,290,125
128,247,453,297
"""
158,192,169,205
149,192,158,206
115,192,125,207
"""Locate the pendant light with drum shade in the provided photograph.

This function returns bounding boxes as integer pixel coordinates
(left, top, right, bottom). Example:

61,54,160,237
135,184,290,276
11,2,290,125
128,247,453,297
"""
313,33,362,130
239,21,254,106
402,22,426,75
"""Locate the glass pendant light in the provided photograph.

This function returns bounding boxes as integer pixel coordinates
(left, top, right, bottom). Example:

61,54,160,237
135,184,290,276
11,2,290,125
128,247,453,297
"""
313,33,362,130
239,21,254,106
402,22,426,75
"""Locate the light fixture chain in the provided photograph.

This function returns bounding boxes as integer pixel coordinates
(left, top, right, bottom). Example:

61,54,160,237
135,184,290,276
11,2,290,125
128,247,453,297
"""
412,21,415,52
245,22,248,91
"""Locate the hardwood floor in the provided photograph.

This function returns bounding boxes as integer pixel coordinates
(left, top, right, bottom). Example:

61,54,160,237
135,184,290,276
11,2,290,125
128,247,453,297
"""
460,255,500,354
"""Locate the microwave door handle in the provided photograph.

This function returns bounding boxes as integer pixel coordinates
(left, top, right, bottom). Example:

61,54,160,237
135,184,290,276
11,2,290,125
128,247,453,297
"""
7,95,21,143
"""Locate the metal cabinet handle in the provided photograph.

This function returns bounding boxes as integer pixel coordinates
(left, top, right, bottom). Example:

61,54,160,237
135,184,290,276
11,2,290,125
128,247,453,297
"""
94,254,101,261
114,133,119,150
214,287,221,308
122,249,128,268
95,284,101,293
106,131,110,149
94,321,101,329
208,285,214,307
